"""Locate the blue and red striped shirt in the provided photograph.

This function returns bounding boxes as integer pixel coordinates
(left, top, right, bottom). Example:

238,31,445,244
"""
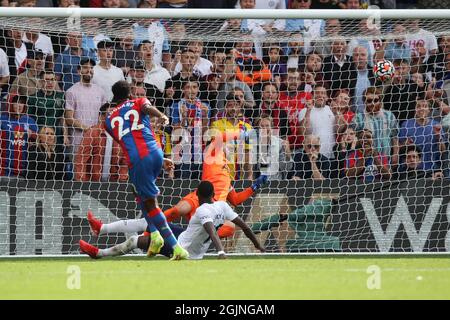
0,113,38,177
105,98,160,168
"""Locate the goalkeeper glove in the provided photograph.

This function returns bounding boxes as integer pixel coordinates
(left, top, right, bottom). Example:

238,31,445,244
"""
251,175,268,192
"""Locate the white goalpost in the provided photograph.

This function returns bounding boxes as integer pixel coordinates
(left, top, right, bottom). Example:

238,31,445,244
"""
1,8,450,257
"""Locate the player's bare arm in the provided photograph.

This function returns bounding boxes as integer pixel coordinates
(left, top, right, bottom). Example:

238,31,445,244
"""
232,216,265,253
141,101,169,126
203,221,227,259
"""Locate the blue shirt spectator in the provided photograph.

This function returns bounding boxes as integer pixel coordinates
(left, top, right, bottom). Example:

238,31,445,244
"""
55,33,97,92
398,99,445,171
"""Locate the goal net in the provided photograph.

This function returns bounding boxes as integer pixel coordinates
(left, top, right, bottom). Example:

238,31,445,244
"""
0,8,450,256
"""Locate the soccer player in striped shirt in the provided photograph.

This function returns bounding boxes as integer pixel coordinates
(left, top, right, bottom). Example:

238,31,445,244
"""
103,80,188,260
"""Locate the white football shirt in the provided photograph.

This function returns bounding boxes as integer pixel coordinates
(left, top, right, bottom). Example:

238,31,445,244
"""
177,201,238,260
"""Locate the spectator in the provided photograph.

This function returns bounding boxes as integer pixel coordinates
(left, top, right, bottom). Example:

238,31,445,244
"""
384,23,412,64
0,48,9,93
285,33,307,70
112,27,138,75
405,19,438,63
215,55,255,117
131,83,147,98
173,40,212,78
344,0,363,8
188,0,237,7
2,29,25,79
311,0,345,9
234,37,272,89
22,20,54,58
345,128,392,182
312,18,342,57
256,83,289,138
286,0,326,52
138,40,171,98
427,35,450,82
27,70,67,146
92,40,125,101
65,57,108,155
383,59,419,123
237,0,286,59
330,90,355,134
237,0,284,8
102,0,119,6
80,18,111,53
302,52,324,92
304,85,336,159
74,103,128,182
157,0,187,8
279,68,312,151
352,46,376,113
398,99,446,172
165,47,198,105
27,126,69,181
55,31,96,91
323,38,357,98
289,134,337,181
133,18,171,68
171,79,209,179
0,95,38,177
333,125,358,178
395,145,444,180
150,115,172,163
211,94,254,180
10,46,45,97
199,73,222,117
267,44,287,88
347,19,385,68
353,87,399,166
255,114,292,180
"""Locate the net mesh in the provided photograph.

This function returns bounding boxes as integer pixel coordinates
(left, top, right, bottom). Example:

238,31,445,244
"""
1,12,450,256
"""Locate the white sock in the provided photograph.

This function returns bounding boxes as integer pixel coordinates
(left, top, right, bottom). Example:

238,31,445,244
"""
98,235,139,257
100,218,147,235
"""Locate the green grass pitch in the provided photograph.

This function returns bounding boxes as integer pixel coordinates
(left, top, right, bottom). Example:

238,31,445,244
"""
1,256,450,299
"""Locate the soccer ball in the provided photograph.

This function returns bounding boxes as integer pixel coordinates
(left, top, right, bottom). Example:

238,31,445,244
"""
373,60,395,82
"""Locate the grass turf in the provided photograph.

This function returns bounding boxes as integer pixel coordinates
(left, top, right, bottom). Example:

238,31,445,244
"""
1,256,450,299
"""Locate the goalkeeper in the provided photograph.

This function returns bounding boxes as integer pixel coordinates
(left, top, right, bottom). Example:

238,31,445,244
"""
86,129,268,242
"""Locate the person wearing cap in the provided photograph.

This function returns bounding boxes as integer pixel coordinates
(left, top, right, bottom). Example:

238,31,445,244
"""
55,31,97,91
137,40,171,94
92,40,125,101
9,45,45,97
65,57,108,156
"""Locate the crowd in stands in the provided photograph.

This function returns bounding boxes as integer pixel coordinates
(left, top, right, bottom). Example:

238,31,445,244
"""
0,0,449,185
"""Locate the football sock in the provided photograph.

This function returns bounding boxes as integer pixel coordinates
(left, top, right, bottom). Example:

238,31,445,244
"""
147,208,178,248
98,235,138,257
227,187,254,207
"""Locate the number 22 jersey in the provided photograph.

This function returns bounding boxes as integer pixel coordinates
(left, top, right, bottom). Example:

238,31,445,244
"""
104,98,161,168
